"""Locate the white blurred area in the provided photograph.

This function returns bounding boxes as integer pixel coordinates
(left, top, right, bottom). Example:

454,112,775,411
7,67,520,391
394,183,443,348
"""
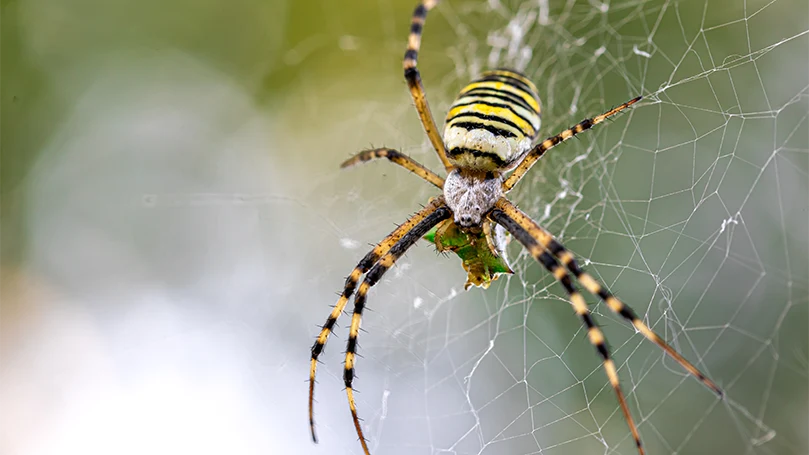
1,53,343,455
2,46,465,455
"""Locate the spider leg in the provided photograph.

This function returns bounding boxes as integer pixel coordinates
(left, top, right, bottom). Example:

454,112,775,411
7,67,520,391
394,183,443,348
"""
489,205,644,454
341,148,445,189
482,219,496,253
404,1,454,172
309,198,446,443
345,203,452,455
503,96,641,192
493,198,724,397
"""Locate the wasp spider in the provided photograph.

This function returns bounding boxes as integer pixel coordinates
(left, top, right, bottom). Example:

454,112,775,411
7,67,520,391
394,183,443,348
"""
309,1,723,454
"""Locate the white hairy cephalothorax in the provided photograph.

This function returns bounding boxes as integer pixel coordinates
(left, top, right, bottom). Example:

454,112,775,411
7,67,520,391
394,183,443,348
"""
443,169,503,227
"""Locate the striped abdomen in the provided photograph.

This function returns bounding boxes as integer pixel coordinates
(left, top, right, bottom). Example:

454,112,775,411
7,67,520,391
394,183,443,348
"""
444,69,541,172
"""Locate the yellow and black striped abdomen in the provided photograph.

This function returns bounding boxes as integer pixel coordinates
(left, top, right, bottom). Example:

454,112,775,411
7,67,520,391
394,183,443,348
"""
444,69,541,172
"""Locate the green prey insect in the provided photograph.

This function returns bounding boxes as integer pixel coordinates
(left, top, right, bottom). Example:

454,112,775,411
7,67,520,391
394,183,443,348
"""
424,218,513,289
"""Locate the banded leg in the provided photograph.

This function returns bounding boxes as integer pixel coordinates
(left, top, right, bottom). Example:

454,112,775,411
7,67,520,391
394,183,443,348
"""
489,207,644,454
503,96,642,192
341,148,445,189
345,205,452,455
493,198,724,397
309,198,446,443
403,0,453,172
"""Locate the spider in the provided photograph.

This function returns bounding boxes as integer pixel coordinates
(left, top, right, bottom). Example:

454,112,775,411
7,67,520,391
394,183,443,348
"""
309,1,723,454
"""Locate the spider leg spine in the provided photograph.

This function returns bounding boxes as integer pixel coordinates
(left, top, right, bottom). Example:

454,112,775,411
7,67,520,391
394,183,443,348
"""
340,148,445,189
496,199,723,396
308,199,446,444
345,204,451,455
403,1,453,172
553,248,725,397
490,206,644,454
503,96,641,192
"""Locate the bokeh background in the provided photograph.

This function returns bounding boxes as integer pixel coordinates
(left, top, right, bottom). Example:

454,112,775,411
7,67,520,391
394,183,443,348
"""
2,0,807,454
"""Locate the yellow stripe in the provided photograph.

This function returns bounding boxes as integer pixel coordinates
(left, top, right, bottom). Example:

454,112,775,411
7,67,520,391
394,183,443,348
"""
379,255,395,267
588,327,605,345
408,34,420,50
577,274,600,294
350,311,362,329
447,104,535,135
460,81,541,113
570,292,589,315
309,358,317,379
557,250,574,266
454,94,540,129
346,387,357,412
603,359,620,387
605,296,623,313
349,268,362,281
634,321,656,340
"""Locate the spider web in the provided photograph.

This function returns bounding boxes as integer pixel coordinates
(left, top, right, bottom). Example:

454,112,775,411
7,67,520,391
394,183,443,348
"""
4,1,806,455
296,1,808,454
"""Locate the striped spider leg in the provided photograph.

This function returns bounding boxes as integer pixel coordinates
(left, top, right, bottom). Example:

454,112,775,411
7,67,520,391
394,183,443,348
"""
341,148,445,189
308,198,450,445
310,0,721,453
503,96,642,192
343,203,451,453
404,0,453,172
490,198,724,454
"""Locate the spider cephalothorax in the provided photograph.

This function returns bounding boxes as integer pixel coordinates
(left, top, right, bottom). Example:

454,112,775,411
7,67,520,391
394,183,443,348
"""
442,169,502,227
308,2,724,455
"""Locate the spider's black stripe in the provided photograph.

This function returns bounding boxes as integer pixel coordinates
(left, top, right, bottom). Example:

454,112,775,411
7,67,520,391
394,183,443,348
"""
344,205,451,388
447,147,507,167
477,74,536,98
310,337,326,357
413,2,427,19
576,118,594,131
446,110,524,129
403,2,428,75
450,99,537,131
546,239,566,256
518,134,565,166
346,336,357,357
460,88,536,113
448,120,518,138
488,68,536,87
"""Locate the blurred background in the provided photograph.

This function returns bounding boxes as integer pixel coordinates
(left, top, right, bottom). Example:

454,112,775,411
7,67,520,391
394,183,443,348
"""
2,0,807,454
